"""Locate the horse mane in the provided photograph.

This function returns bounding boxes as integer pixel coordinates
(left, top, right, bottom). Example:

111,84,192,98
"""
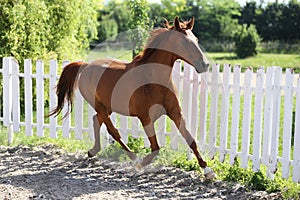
133,19,190,63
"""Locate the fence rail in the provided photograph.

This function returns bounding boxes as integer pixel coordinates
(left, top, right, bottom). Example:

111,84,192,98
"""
0,57,299,183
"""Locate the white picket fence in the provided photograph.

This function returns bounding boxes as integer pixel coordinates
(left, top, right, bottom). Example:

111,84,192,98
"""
0,57,300,183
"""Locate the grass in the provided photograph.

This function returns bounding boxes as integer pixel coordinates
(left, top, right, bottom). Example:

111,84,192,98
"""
207,52,300,72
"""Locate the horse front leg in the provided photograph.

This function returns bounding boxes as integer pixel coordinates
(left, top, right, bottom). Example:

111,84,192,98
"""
167,108,215,179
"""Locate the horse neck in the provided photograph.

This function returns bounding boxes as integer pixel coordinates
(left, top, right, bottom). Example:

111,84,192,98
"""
144,49,177,66
139,49,177,82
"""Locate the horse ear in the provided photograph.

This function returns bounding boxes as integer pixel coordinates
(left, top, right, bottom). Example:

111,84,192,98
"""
163,17,170,28
174,16,181,30
186,17,194,30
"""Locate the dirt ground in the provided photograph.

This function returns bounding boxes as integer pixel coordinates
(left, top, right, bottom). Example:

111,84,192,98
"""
0,145,282,200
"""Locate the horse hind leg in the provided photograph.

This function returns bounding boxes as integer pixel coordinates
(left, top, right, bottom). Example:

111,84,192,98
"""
88,114,103,157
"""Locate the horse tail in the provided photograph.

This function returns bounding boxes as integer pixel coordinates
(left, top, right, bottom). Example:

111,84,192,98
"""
48,61,88,118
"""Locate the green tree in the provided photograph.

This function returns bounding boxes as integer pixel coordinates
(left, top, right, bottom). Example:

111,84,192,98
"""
0,0,99,62
0,0,99,116
239,1,257,28
194,0,241,42
95,0,130,43
0,0,49,62
45,0,99,60
234,24,261,58
126,0,151,58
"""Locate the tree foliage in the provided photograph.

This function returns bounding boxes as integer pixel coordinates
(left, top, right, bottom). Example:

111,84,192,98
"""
234,24,261,58
126,0,151,58
0,0,99,62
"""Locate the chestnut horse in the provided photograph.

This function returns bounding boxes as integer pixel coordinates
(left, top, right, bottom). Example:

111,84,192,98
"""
49,17,215,179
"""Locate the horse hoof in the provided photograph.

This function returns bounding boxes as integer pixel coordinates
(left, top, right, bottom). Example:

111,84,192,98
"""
87,151,94,158
133,158,143,171
204,167,216,180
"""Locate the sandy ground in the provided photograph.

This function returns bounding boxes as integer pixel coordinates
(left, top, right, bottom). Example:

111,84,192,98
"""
0,145,282,200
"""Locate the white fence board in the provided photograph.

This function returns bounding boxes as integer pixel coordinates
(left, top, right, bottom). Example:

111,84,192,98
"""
241,68,253,168
219,64,231,162
157,115,166,147
281,68,294,178
268,67,282,178
252,67,265,172
49,60,58,138
24,59,33,137
88,105,96,141
199,72,208,153
120,115,129,144
11,59,20,133
293,76,300,182
230,65,241,165
36,60,44,137
209,64,220,158
262,67,275,165
170,60,181,150
74,89,84,140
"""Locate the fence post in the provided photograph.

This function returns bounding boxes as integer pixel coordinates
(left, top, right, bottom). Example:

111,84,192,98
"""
208,63,219,158
170,60,181,150
219,64,231,162
230,65,241,165
11,58,20,133
74,87,83,140
3,57,13,144
182,62,192,158
36,60,45,137
281,68,294,178
262,67,275,165
292,75,300,183
252,67,265,172
24,59,33,136
268,67,282,179
191,64,200,147
199,70,208,153
241,68,253,168
49,60,58,138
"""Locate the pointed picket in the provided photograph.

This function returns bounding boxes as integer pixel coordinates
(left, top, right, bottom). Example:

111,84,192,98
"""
3,57,13,144
262,67,275,165
24,59,33,137
230,65,241,165
292,75,300,183
208,63,219,158
268,67,282,179
36,60,44,137
49,60,58,138
281,68,294,178
170,60,181,150
11,58,20,133
241,68,253,168
252,67,265,172
219,64,231,162
199,71,209,153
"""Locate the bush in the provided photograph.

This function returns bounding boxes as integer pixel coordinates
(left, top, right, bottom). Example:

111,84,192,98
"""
234,24,261,58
